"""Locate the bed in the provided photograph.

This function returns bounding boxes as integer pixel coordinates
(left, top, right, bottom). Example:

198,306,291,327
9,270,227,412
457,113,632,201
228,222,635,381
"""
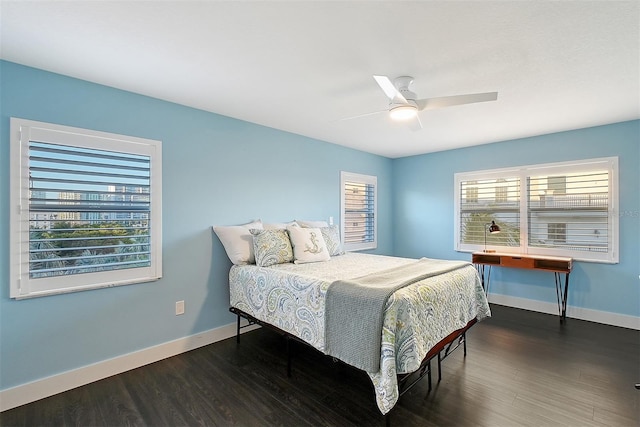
228,250,491,415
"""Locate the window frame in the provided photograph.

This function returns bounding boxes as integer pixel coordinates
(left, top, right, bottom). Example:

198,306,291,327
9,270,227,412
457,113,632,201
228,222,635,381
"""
454,157,619,264
340,171,377,252
10,118,163,299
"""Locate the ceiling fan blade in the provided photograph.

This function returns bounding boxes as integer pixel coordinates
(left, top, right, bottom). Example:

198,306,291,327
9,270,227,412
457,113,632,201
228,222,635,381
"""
417,92,498,111
407,114,423,132
339,109,387,121
373,75,408,104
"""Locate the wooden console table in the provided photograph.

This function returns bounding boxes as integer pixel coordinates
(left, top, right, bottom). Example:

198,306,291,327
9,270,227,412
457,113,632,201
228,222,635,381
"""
472,252,572,322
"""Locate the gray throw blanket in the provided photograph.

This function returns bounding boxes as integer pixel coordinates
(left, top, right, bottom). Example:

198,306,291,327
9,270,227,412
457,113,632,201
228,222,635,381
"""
324,258,470,373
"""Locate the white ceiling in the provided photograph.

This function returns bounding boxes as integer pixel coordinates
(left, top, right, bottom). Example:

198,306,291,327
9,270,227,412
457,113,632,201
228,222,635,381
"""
1,1,638,158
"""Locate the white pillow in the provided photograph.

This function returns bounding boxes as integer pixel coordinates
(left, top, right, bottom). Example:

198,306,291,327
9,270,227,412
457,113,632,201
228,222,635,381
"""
287,226,330,264
296,219,329,228
212,220,263,265
264,221,298,230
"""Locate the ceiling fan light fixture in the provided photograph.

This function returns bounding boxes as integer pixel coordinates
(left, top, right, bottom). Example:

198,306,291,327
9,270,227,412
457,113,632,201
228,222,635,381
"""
389,104,417,121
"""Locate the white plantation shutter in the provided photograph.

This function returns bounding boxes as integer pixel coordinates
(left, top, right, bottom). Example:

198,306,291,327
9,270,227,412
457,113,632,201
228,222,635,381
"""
458,176,521,250
526,161,616,262
455,158,618,263
341,172,377,251
10,118,162,298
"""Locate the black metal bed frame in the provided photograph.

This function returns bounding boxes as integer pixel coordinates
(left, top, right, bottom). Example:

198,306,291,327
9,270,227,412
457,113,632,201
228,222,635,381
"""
229,306,476,424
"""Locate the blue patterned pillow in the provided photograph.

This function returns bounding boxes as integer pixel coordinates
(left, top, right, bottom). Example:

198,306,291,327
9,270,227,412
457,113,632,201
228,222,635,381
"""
320,225,345,256
250,229,294,267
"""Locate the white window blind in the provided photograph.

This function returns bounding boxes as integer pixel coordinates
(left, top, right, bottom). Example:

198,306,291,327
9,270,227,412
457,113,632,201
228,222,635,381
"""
10,118,163,298
454,157,618,263
458,176,521,249
341,171,377,251
527,168,612,258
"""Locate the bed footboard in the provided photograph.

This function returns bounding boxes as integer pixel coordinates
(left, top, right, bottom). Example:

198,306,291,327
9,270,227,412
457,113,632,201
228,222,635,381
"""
396,318,477,397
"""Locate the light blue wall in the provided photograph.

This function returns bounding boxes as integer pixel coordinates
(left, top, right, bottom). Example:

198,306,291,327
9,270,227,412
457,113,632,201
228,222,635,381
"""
0,61,393,390
392,121,640,318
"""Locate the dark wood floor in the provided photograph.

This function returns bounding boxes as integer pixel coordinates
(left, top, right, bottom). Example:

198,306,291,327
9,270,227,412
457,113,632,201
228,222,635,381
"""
2,304,639,426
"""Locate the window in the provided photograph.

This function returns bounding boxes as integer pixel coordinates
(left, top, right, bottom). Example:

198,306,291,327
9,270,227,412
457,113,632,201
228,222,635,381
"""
10,118,162,298
340,171,377,251
547,223,567,244
547,175,567,194
454,157,618,263
457,174,521,250
465,181,479,203
495,178,508,203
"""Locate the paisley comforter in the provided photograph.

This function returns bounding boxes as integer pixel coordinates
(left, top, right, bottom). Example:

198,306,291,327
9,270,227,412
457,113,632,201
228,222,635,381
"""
229,252,491,414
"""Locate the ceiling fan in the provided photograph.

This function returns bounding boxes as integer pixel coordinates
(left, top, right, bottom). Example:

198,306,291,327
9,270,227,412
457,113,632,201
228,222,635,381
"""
344,75,498,130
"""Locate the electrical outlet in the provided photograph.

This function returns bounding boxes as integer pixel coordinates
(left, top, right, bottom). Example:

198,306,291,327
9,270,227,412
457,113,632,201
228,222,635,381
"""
329,216,334,225
175,300,185,315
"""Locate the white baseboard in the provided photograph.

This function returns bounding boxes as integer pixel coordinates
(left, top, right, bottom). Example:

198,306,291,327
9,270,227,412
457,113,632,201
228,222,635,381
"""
488,293,640,330
0,321,260,412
